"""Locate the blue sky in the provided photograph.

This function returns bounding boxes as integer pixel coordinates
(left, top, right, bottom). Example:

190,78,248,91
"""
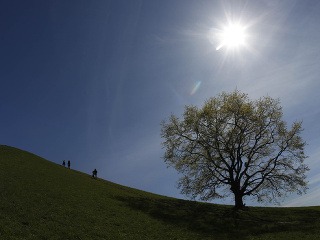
1,0,320,207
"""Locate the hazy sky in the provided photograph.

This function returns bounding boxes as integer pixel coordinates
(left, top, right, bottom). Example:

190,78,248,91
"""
1,0,320,207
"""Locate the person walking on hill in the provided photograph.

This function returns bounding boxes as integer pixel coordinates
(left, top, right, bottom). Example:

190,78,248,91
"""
92,169,97,179
67,160,71,169
62,160,65,167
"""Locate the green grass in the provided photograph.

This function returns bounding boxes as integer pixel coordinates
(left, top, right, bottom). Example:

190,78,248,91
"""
0,145,320,239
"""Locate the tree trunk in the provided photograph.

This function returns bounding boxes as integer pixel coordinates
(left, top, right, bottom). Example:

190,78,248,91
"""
234,192,244,209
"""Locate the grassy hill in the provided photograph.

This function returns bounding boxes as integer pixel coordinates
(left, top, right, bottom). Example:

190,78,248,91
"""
0,145,320,240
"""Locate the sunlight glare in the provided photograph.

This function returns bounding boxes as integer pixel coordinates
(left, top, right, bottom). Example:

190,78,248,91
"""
216,23,247,51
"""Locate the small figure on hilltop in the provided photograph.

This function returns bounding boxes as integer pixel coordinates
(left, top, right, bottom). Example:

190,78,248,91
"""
92,169,97,179
67,160,71,169
62,160,65,167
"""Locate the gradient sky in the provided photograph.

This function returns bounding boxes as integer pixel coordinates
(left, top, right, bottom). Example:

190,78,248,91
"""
1,0,320,207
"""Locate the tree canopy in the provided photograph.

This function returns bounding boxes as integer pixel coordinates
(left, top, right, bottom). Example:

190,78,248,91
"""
161,91,309,208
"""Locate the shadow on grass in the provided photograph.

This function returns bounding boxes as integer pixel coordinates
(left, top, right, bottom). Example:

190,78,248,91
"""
115,196,320,239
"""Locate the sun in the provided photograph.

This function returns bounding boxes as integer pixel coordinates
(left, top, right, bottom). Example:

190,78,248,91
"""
215,22,247,51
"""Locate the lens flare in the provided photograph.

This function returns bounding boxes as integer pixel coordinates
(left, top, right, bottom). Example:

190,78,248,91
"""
190,81,202,95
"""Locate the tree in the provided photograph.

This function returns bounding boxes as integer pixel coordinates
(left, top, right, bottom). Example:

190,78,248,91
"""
161,91,309,208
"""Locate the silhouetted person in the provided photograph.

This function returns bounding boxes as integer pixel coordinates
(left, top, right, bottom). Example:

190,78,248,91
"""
62,160,65,167
92,169,97,179
67,160,70,169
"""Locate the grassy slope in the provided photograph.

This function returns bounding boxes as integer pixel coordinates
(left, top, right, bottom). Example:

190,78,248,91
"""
0,145,320,240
